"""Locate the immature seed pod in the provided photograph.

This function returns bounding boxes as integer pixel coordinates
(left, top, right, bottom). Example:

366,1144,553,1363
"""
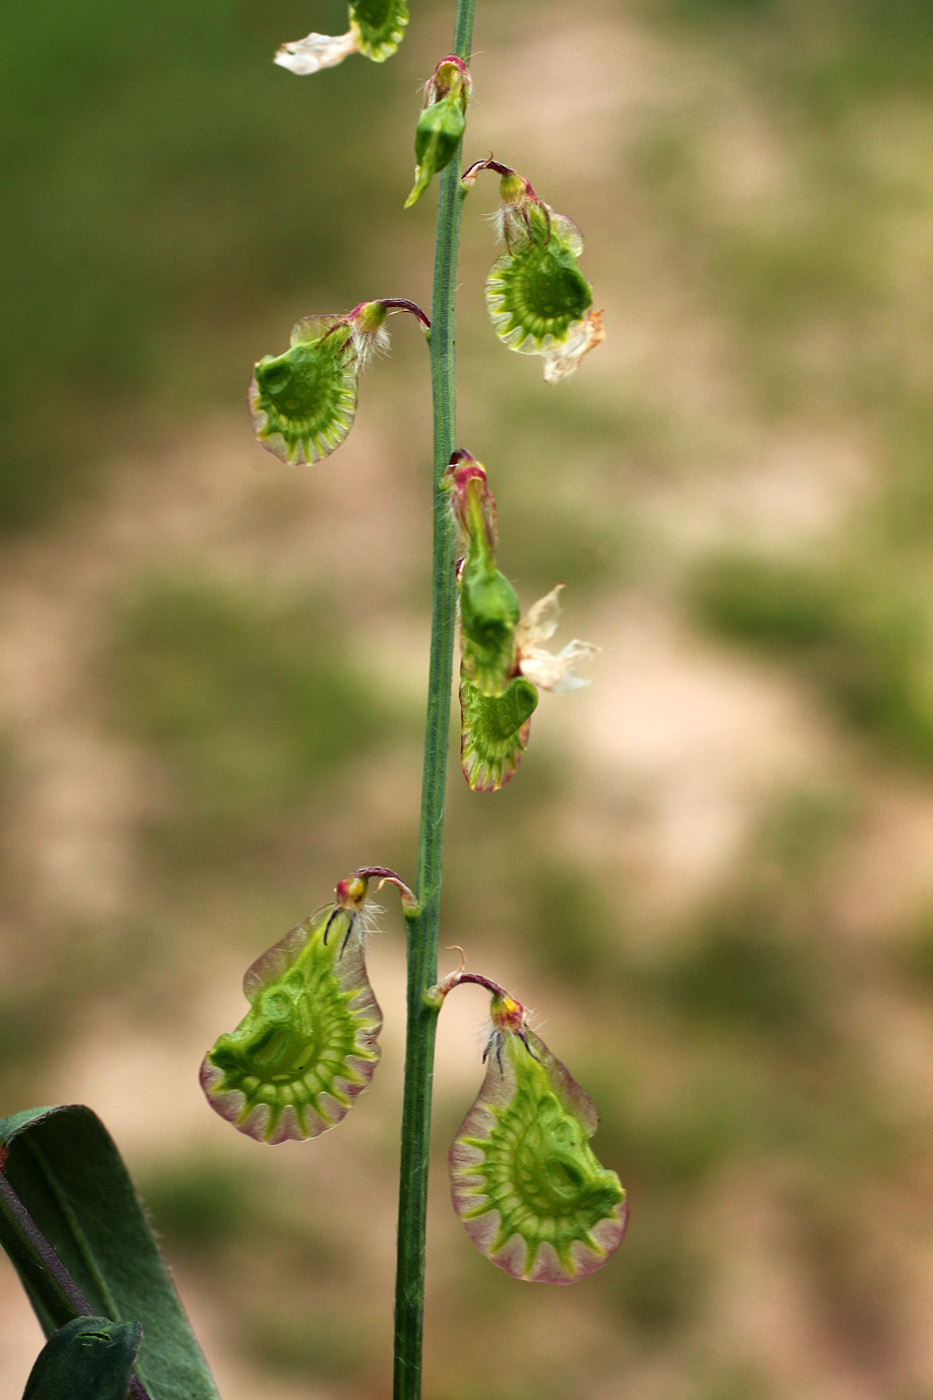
459,666,538,792
200,875,383,1143
458,547,521,697
444,451,519,696
450,1002,627,1281
349,0,409,60
405,96,466,208
487,202,593,355
249,316,359,465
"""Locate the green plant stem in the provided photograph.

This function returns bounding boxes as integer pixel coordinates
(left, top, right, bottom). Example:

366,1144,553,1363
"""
393,4,476,1398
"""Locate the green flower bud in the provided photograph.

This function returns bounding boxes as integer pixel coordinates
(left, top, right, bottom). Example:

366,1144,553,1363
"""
404,57,471,208
459,544,521,697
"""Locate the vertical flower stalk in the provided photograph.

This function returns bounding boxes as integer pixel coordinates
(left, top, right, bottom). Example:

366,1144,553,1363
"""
393,4,476,1399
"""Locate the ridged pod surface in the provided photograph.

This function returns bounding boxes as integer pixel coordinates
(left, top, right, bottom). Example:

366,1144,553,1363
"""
450,1028,627,1281
459,666,537,792
249,317,359,465
486,208,593,357
349,0,409,60
200,901,381,1144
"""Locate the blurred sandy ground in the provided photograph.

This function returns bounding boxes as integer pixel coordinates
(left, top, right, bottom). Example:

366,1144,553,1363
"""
3,1,933,1398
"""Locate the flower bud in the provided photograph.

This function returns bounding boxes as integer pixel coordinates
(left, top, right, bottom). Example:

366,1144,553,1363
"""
404,57,470,208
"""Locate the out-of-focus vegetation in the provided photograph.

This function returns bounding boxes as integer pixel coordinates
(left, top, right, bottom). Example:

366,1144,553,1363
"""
3,1,933,1398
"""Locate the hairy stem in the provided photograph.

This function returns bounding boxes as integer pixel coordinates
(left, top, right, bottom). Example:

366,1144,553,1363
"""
393,3,476,1397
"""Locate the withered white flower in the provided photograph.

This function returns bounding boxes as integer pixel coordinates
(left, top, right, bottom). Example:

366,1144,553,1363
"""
274,31,359,75
515,585,599,693
543,309,606,385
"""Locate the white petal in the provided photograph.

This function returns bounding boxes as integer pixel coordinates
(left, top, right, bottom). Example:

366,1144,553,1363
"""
515,584,564,650
543,309,605,384
519,640,598,694
274,31,358,75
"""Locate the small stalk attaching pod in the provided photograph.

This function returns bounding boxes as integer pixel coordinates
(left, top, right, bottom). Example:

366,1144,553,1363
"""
405,57,472,209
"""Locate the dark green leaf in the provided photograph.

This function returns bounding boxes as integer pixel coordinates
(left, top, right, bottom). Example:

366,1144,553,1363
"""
0,1105,220,1400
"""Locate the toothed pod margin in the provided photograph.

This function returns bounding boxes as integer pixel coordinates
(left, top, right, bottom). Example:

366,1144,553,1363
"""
448,1008,624,1282
200,875,382,1143
463,162,603,381
249,301,427,464
459,665,538,792
450,1002,627,1281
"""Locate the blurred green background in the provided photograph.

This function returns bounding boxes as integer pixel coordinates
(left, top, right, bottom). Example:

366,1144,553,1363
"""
3,1,933,1397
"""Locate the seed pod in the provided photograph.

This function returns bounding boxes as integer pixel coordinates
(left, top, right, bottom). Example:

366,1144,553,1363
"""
459,666,538,792
487,202,594,356
460,162,604,380
450,1016,627,1282
349,0,409,61
275,0,408,75
200,875,382,1143
249,316,359,465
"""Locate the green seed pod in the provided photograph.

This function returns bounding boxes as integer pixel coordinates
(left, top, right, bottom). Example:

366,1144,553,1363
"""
405,93,467,209
458,542,521,697
200,875,382,1143
250,316,358,465
450,1022,627,1282
487,223,594,356
349,0,409,60
460,666,538,792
